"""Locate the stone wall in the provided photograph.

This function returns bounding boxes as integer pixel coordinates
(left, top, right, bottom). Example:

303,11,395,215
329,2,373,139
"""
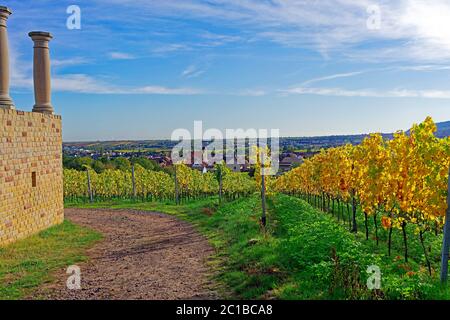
0,108,63,246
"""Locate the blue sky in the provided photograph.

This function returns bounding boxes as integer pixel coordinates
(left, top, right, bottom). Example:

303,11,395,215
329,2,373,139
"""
3,0,450,141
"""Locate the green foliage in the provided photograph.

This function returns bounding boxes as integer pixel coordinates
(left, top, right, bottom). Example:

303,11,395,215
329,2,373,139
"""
113,157,131,171
91,160,106,173
131,157,159,171
64,155,160,173
63,156,93,171
271,195,381,299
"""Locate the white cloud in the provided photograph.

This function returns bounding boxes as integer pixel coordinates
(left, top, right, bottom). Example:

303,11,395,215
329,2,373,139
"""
301,71,366,86
152,44,190,54
126,86,202,95
281,86,450,99
51,74,114,93
52,57,90,67
11,72,201,95
9,47,32,89
55,75,202,95
181,65,205,78
109,52,135,60
198,31,242,47
395,65,450,72
236,89,267,97
399,0,450,56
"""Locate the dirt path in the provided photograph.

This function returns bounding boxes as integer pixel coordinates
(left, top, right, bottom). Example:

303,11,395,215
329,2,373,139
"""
34,208,220,300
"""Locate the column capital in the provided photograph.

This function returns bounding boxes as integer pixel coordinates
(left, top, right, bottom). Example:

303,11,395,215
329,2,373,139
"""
29,31,53,48
0,6,12,27
0,6,12,15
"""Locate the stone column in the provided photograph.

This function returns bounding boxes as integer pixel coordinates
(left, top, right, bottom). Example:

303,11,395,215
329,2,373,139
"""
29,31,53,114
0,6,14,109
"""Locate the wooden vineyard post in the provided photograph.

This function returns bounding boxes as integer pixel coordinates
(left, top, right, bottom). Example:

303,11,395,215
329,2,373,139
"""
174,164,180,205
217,164,223,205
261,154,267,228
440,167,450,283
218,166,223,205
132,164,137,199
351,190,358,233
86,169,93,203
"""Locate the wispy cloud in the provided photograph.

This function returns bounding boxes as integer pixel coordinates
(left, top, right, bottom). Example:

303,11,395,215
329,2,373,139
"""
109,52,135,60
299,64,450,86
127,85,201,95
52,57,90,67
181,65,205,78
12,72,202,95
301,71,366,86
152,44,190,54
395,64,450,72
10,46,32,89
198,31,242,47
236,89,267,97
281,86,450,99
9,43,200,96
54,75,203,95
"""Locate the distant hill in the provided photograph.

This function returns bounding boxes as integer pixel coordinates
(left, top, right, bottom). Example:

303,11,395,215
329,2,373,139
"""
436,121,450,138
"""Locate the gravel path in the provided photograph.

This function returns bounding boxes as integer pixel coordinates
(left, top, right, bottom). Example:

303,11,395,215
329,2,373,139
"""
34,208,219,300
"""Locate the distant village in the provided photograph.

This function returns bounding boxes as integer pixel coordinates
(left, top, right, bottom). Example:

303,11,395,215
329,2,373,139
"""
62,134,374,174
63,145,305,174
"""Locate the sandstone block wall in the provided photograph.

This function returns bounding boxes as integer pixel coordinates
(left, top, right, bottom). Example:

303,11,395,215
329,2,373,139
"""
0,108,63,246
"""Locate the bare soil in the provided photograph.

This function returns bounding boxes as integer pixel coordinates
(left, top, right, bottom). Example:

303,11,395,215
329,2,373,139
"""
33,208,220,300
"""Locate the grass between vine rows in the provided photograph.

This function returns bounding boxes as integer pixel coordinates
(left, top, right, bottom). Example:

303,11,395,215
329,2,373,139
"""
0,221,102,300
67,194,450,300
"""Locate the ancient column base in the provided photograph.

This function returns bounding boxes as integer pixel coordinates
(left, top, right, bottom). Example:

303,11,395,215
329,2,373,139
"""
0,95,14,109
32,103,53,114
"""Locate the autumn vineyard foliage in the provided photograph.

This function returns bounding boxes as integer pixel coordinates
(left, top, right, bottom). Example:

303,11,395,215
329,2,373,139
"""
274,117,450,268
64,163,257,202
